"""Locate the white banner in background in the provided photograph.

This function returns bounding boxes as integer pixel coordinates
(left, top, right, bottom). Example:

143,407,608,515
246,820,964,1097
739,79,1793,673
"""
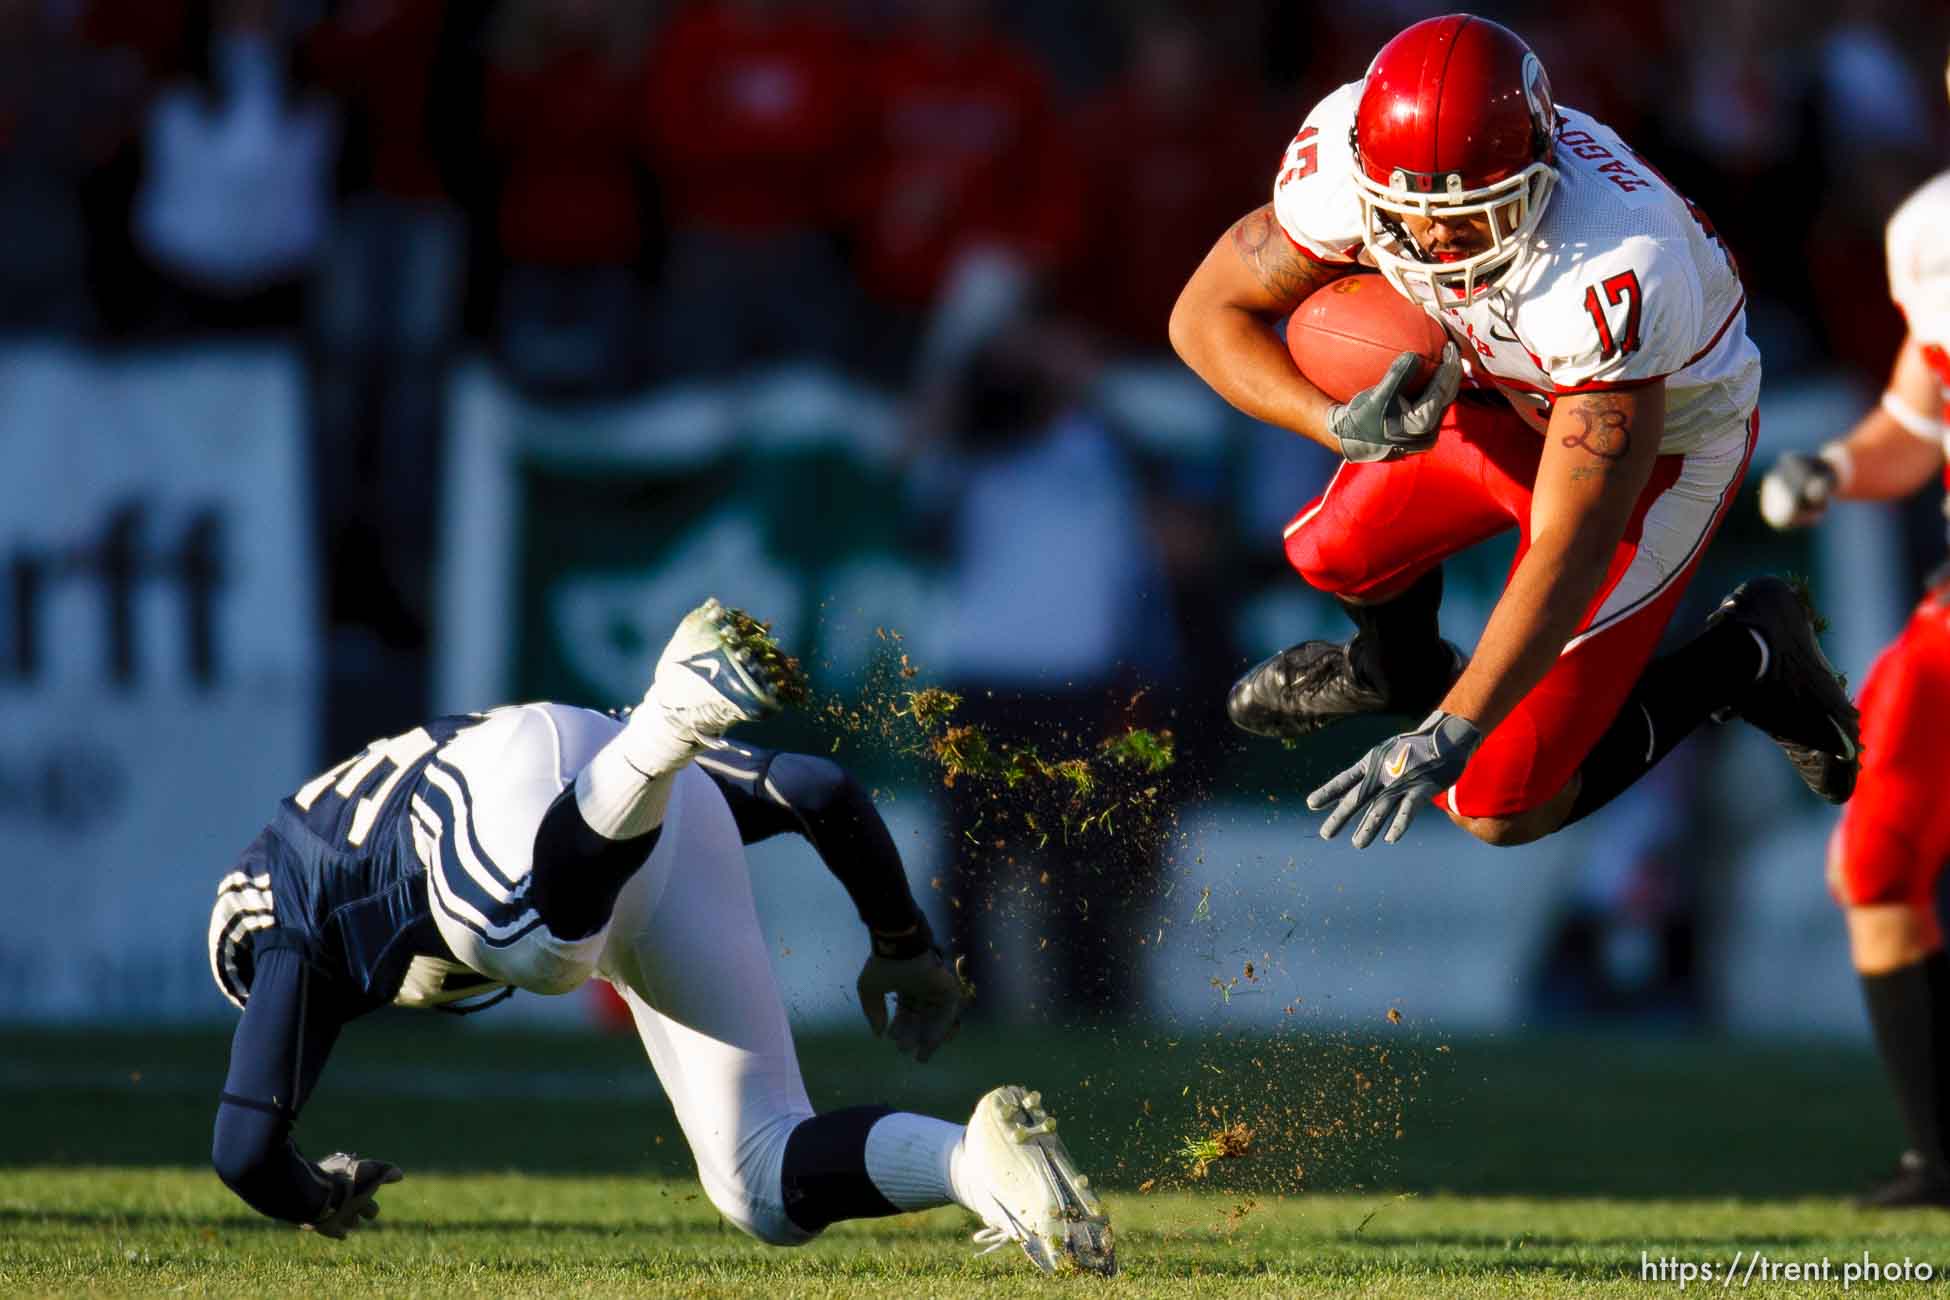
0,345,316,1021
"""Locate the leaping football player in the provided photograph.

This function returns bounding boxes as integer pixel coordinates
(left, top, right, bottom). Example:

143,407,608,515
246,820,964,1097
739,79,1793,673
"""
205,600,1114,1274
1170,13,1858,849
1754,45,1950,1209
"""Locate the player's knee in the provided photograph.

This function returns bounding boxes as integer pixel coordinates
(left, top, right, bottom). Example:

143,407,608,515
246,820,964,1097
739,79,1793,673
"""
1447,809,1546,847
1833,853,1926,904
699,1114,816,1248
1445,798,1566,847
1444,776,1576,847
210,1139,255,1197
767,753,849,818
1839,871,1936,907
1285,532,1366,597
1828,824,1931,909
1826,835,1883,907
211,1104,280,1197
724,1193,814,1247
703,1172,814,1248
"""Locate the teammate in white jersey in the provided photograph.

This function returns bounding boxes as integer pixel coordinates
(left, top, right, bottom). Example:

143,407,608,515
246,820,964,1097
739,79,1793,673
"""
1755,49,1950,1207
206,600,1114,1274
1170,12,1858,849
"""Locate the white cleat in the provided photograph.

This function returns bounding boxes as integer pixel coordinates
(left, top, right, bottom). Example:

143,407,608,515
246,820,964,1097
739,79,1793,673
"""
643,598,787,745
961,1085,1116,1276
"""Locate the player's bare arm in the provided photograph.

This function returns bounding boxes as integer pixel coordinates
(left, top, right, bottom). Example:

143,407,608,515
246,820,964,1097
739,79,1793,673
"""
1761,335,1944,530
1227,205,1339,305
1168,203,1351,450
1836,335,1946,500
1441,384,1668,735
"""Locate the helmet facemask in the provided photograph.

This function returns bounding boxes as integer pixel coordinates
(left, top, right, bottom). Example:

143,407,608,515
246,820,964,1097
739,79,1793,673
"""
1354,161,1555,307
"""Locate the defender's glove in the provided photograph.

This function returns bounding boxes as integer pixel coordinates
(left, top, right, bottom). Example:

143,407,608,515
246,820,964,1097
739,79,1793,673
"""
303,1152,404,1240
1758,451,1839,530
1307,710,1482,848
1327,343,1463,463
857,925,964,1063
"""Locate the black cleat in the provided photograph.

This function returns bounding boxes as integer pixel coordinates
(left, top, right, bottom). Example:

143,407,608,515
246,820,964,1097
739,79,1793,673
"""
1226,638,1465,740
1707,576,1860,804
1858,1151,1950,1209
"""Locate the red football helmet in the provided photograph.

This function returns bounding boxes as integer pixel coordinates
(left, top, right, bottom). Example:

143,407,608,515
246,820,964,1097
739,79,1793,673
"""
1352,14,1559,305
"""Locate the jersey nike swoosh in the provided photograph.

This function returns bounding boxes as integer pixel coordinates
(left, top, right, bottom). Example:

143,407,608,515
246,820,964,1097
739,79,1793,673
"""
684,656,722,680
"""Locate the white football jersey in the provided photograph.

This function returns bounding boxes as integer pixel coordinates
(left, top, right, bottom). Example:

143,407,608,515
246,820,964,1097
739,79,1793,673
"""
1273,83,1761,454
1888,170,1950,440
1889,170,1950,352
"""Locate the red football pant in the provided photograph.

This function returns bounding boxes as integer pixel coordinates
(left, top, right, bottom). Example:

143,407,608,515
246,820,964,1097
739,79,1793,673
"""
1282,396,1756,819
1830,585,1950,906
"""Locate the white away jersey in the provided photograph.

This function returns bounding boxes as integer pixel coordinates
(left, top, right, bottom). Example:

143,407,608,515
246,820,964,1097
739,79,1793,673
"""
1889,170,1950,353
1274,84,1761,453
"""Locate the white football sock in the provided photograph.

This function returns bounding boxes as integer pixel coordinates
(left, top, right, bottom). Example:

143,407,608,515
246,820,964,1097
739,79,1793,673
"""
574,743,678,841
617,692,705,777
947,1131,975,1210
862,1113,965,1212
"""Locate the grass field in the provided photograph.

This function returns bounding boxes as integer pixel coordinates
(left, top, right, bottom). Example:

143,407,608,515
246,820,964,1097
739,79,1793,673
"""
6,1021,1950,1296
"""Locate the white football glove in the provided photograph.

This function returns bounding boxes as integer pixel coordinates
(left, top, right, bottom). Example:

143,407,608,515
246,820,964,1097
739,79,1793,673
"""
303,1152,404,1240
857,943,964,1063
1327,342,1462,463
1758,451,1838,530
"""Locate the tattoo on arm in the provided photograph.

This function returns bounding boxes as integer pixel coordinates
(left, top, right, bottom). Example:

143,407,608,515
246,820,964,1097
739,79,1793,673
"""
1561,397,1632,479
1229,204,1340,307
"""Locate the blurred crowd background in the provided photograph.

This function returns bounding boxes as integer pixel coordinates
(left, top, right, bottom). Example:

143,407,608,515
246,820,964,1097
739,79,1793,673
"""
5,0,1950,1035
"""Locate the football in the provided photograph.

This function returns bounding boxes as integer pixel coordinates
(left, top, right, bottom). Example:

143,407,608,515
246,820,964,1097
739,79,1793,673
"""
1286,274,1450,403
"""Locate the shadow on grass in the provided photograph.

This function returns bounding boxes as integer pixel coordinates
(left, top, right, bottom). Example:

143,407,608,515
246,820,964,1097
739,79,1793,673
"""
0,1207,745,1238
1109,1253,1642,1283
1343,1230,1875,1251
0,1209,347,1234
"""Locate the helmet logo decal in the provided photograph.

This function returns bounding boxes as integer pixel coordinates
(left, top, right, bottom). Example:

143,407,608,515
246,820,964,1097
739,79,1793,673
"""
1522,52,1555,136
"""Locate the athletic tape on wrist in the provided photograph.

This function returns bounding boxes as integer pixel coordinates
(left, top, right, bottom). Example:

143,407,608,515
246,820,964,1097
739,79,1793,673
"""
1881,390,1943,443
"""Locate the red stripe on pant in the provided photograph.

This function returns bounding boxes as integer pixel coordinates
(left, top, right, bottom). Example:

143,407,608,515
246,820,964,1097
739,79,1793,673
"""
1282,401,1756,818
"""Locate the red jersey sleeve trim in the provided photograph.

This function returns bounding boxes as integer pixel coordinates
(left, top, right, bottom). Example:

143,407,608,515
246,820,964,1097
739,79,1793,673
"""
1489,372,1671,400
1552,373,1671,396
